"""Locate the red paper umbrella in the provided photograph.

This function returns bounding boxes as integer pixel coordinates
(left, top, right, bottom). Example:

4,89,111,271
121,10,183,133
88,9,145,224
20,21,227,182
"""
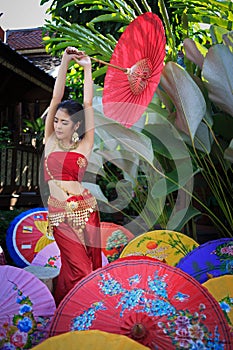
102,12,166,127
100,222,134,262
49,257,232,349
0,265,56,349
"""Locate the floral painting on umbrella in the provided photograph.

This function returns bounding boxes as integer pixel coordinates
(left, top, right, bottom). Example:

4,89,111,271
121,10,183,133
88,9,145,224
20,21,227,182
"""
212,240,233,276
100,222,134,262
0,265,56,349
105,229,131,262
120,230,199,266
49,257,232,349
203,275,233,332
177,238,233,283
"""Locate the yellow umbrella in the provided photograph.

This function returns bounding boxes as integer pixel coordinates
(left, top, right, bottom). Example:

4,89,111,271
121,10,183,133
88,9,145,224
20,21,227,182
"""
120,230,199,266
32,330,150,349
203,275,233,331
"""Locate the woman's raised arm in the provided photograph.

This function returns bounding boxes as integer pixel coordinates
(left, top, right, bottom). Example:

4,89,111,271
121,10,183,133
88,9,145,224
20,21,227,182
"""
44,48,84,142
78,56,94,150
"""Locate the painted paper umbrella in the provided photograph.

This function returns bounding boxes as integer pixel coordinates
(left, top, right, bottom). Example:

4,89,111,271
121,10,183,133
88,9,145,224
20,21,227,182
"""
0,265,56,349
120,230,199,266
32,330,150,350
102,12,166,127
176,238,233,283
100,222,134,263
203,275,233,331
6,208,54,267
49,257,232,349
31,241,61,269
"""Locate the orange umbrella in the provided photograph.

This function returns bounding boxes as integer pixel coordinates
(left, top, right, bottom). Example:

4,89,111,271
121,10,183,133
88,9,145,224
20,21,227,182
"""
32,330,150,349
120,230,199,266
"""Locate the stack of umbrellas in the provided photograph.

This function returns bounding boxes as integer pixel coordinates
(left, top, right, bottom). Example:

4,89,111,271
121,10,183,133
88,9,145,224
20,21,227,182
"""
3,214,233,349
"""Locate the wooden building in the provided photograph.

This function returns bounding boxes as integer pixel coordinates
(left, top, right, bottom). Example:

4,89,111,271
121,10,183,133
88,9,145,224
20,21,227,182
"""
0,28,60,209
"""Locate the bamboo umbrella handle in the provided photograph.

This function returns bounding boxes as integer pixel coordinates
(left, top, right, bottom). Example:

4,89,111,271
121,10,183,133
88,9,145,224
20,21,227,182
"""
66,47,129,73
89,56,128,73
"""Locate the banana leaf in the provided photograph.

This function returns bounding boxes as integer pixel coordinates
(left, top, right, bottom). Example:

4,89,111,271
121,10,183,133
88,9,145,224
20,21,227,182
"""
160,62,206,139
224,139,233,163
202,44,233,117
166,206,201,231
143,121,192,160
94,113,154,163
96,149,139,178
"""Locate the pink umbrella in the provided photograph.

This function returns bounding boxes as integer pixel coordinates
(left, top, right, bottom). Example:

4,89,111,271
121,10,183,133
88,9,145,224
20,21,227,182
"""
0,265,56,349
31,241,61,269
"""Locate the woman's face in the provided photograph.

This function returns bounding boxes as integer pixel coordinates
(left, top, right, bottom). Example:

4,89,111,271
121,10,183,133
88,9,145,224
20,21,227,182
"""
54,108,77,142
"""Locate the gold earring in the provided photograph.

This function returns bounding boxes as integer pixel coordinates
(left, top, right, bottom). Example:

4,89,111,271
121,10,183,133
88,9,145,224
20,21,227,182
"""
72,130,79,143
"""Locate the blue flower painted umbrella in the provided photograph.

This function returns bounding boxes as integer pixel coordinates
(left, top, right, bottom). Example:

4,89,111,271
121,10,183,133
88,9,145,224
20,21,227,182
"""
176,238,233,284
0,265,56,349
49,256,232,349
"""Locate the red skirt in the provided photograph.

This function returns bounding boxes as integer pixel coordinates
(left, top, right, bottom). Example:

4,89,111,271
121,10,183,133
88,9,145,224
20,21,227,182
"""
48,190,102,305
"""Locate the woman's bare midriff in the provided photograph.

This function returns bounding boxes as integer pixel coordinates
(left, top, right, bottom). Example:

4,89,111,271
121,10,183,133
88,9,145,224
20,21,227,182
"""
48,179,85,201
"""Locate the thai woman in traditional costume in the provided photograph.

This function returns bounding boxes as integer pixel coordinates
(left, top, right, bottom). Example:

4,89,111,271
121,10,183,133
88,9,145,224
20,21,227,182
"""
44,47,102,305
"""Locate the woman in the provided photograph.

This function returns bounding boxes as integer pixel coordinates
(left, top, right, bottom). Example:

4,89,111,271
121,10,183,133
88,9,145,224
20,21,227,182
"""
44,47,102,305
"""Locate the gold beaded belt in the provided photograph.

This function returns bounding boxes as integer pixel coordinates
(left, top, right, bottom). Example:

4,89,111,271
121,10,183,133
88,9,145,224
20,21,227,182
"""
48,195,97,212
47,194,97,234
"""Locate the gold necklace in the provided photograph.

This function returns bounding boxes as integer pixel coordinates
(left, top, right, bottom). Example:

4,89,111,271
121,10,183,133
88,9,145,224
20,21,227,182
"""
57,138,79,151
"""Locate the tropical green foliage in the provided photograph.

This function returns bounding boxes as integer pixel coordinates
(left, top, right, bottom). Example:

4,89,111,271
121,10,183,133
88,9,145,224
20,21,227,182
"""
169,0,233,32
41,0,233,237
158,40,233,237
23,118,45,153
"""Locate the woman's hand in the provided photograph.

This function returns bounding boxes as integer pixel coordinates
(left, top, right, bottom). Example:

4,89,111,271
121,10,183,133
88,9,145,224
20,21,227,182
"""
65,47,91,67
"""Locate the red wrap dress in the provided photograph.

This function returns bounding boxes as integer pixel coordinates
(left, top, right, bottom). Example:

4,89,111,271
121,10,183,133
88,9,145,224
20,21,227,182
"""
44,151,102,305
